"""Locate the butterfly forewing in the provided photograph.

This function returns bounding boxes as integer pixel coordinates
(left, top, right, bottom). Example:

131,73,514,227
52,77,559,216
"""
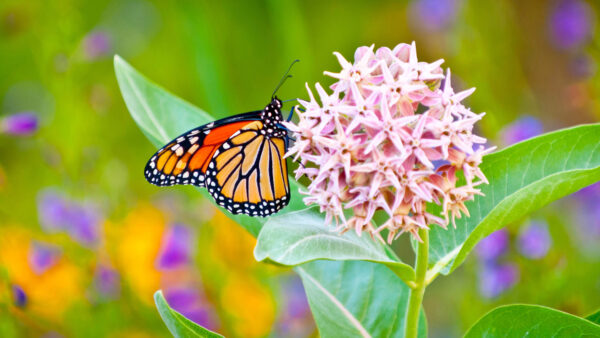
144,115,261,187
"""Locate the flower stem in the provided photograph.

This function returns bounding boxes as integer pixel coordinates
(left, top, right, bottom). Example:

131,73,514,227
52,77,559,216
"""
405,228,429,338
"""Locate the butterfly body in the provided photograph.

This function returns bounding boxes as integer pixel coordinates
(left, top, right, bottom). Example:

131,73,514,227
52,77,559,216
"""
144,98,291,216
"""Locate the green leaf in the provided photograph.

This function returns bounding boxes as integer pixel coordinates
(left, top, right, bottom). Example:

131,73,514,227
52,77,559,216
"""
114,55,211,148
428,124,600,277
114,55,305,236
255,208,415,284
297,260,426,338
465,304,600,337
586,309,600,325
154,290,223,338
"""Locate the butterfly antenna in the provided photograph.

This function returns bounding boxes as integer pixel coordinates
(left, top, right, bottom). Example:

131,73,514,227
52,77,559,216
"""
272,59,300,98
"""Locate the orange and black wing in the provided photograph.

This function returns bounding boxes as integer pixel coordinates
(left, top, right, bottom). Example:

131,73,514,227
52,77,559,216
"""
205,120,290,216
144,113,261,187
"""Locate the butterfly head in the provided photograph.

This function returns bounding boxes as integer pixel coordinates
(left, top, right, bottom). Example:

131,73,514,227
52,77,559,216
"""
261,97,283,125
260,97,288,138
270,96,282,109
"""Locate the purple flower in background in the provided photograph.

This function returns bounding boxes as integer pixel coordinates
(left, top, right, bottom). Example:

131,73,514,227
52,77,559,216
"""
38,190,72,232
67,203,101,246
12,285,27,308
549,0,594,50
518,221,552,259
284,277,310,318
478,263,519,299
94,264,120,299
576,205,600,237
28,241,61,275
587,208,600,233
409,0,460,32
164,287,219,330
574,182,600,207
165,288,198,310
573,183,600,237
499,116,543,145
476,229,509,262
83,31,112,60
568,183,600,257
37,189,101,246
156,224,194,270
1,112,38,136
277,277,314,337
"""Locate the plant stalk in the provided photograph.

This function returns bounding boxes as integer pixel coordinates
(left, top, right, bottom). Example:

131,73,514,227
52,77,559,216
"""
405,229,429,338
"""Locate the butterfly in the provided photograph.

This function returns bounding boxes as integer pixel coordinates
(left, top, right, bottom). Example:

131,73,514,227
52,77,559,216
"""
144,62,298,217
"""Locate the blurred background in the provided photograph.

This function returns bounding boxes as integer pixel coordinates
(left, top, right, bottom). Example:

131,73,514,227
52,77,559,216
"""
0,0,599,337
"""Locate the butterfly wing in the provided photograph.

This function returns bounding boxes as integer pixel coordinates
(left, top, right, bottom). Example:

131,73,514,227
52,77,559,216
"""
144,112,262,187
205,120,290,216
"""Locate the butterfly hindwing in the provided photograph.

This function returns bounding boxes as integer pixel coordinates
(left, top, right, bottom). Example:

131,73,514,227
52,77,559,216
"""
205,120,290,216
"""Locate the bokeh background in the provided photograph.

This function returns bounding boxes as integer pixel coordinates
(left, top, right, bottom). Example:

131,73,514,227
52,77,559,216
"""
0,0,599,337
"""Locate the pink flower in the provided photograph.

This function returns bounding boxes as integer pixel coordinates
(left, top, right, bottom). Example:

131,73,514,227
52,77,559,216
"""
285,42,494,242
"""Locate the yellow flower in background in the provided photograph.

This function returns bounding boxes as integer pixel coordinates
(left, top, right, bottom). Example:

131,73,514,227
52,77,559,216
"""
0,228,82,321
115,204,165,305
200,208,282,336
208,210,259,272
106,329,158,338
220,274,275,337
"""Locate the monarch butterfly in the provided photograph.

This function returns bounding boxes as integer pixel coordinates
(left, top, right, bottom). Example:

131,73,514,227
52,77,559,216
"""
144,62,298,217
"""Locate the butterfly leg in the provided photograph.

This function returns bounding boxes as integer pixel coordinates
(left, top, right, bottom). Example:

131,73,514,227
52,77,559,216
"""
286,106,295,122
286,105,306,121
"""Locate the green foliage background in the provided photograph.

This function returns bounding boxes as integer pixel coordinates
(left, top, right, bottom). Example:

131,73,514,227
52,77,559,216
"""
1,0,600,337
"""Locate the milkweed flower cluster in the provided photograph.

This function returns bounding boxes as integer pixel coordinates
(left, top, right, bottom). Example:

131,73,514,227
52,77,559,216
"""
285,42,494,242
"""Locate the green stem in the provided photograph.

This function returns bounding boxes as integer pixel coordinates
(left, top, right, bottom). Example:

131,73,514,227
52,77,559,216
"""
405,229,429,338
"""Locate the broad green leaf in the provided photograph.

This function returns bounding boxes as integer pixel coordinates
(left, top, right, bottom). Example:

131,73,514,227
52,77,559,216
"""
587,309,600,325
154,290,223,338
428,124,600,277
114,55,305,236
255,208,415,284
297,261,426,338
114,55,211,148
465,304,600,337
